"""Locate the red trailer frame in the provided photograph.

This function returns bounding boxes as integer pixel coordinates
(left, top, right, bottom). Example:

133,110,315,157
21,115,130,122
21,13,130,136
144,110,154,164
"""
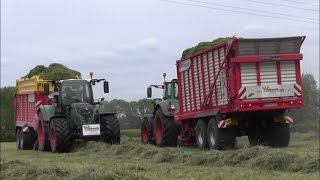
175,36,305,122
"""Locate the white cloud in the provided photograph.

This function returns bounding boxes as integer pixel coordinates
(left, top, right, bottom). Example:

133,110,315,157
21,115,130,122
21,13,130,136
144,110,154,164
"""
242,24,267,31
137,37,158,48
93,37,159,59
94,50,118,59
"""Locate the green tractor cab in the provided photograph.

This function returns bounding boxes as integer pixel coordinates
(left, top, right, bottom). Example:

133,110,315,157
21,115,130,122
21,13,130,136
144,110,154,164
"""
38,75,120,153
141,73,179,146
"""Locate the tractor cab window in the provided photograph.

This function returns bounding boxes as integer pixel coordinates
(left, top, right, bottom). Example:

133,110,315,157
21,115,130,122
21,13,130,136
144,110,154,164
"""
174,82,178,99
163,82,172,100
61,80,93,106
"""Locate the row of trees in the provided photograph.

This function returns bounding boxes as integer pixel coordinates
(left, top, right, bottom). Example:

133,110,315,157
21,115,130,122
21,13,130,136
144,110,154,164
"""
1,73,319,141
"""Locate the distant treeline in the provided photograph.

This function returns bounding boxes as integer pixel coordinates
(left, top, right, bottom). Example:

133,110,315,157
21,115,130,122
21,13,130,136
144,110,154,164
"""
1,73,319,142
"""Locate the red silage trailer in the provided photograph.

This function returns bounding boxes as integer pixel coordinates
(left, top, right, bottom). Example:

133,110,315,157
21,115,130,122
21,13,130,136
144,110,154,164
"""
174,36,305,149
14,77,53,150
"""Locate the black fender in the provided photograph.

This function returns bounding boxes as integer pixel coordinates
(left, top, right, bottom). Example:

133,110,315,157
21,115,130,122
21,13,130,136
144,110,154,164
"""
98,112,117,124
38,106,57,124
143,114,154,127
99,112,117,117
155,102,175,117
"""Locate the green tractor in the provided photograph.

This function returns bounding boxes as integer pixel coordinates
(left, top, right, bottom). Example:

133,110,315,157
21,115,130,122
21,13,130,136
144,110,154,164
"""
37,74,120,152
141,73,179,147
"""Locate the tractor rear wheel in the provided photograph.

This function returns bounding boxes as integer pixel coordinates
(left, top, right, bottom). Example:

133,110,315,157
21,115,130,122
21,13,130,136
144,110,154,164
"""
50,117,73,153
195,119,209,149
100,115,120,144
141,117,155,145
38,116,51,151
154,109,178,147
16,128,21,150
269,123,290,147
207,118,236,150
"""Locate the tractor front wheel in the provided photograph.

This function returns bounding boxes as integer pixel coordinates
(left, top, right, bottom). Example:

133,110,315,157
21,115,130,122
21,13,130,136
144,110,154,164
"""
154,109,178,147
49,117,73,153
141,117,155,145
100,115,120,144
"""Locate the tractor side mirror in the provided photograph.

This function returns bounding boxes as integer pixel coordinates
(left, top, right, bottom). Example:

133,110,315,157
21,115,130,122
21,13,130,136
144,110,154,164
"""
103,81,109,93
44,83,50,95
147,87,152,98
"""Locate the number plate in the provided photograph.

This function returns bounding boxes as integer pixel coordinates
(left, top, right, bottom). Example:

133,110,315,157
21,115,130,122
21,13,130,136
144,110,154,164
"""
82,124,100,136
264,103,277,107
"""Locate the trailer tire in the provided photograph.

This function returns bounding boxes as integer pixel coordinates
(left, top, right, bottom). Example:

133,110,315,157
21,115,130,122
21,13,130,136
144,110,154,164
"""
207,118,236,150
38,119,51,151
141,117,155,145
269,123,290,147
100,115,120,144
50,117,73,153
16,128,21,150
248,124,259,146
195,119,209,149
154,109,178,147
19,130,34,150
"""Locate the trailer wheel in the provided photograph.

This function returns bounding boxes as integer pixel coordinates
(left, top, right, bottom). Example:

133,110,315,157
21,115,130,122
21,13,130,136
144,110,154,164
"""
19,130,33,150
247,123,259,146
269,123,290,147
16,128,21,150
195,119,209,149
154,109,178,147
207,118,236,150
100,115,120,144
38,119,51,151
141,117,155,145
50,117,73,153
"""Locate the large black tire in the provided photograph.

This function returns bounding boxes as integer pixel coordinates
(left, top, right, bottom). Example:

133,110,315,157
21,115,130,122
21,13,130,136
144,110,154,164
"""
195,119,209,149
269,123,290,147
141,117,155,145
154,109,178,147
16,128,21,150
207,118,236,150
49,117,73,153
38,118,51,151
247,122,259,146
100,115,120,144
19,129,34,150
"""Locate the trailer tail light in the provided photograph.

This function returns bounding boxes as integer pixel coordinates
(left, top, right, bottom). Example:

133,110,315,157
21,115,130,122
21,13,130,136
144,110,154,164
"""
167,103,175,111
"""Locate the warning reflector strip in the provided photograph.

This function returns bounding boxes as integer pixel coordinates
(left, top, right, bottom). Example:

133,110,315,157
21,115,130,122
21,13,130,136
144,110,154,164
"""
285,116,294,124
218,121,226,128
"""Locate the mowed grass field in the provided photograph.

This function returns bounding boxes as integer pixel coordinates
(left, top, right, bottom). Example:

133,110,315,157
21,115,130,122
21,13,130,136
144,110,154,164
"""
1,130,319,180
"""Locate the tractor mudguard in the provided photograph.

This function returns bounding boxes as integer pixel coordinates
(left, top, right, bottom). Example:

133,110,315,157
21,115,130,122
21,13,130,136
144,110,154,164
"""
99,112,117,116
38,105,56,122
143,114,154,125
156,102,175,117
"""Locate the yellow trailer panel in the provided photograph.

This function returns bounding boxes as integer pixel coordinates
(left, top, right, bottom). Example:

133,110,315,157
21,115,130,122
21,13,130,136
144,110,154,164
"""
16,76,54,93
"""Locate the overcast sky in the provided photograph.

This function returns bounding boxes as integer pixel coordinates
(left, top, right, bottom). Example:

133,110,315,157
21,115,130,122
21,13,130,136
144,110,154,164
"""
1,0,319,101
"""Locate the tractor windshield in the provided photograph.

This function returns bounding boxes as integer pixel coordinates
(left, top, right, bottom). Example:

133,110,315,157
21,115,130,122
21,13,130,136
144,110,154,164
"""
164,79,178,100
61,80,93,106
